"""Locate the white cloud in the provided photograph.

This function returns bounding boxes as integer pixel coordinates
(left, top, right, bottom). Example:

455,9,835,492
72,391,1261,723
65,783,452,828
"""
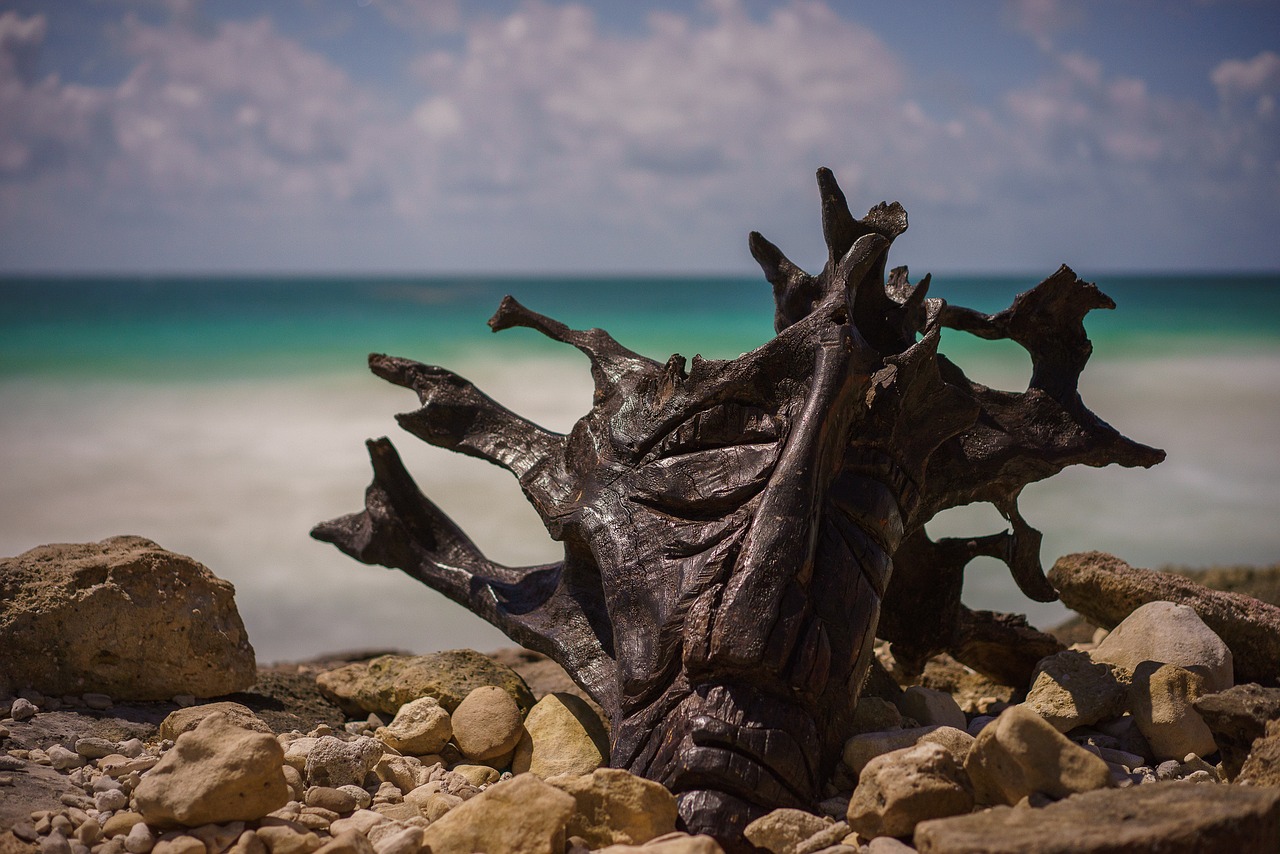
0,2,1277,272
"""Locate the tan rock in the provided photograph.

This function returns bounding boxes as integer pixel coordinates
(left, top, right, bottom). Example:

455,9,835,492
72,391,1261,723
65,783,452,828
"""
312,830,374,854
743,808,831,854
963,705,1112,806
448,764,500,788
186,821,246,854
1129,662,1217,761
226,831,266,854
843,726,974,776
152,836,205,854
894,687,967,731
327,811,385,838
511,693,608,778
847,742,973,839
0,537,255,700
253,826,319,854
373,755,427,794
159,703,272,741
594,832,725,853
1091,600,1233,693
913,780,1280,853
316,650,534,716
1022,650,1128,732
134,712,288,827
548,768,678,848
421,791,462,822
367,825,421,854
419,774,575,854
304,787,358,815
449,686,523,763
102,813,147,839
374,696,451,756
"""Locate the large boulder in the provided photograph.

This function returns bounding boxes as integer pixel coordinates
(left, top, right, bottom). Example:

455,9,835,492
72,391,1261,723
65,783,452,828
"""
0,536,255,699
315,650,534,716
134,712,288,826
1049,551,1280,685
913,781,1280,853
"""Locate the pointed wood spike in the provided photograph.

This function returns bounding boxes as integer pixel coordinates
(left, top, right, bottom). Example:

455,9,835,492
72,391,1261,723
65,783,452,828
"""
816,167,860,267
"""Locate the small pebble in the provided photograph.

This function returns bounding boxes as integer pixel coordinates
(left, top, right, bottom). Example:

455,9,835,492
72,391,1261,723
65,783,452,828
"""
0,755,23,770
96,790,130,812
12,697,38,721
40,831,72,854
77,738,119,759
117,739,146,759
52,815,76,836
49,744,88,771
0,774,14,786
336,785,372,810
124,823,155,854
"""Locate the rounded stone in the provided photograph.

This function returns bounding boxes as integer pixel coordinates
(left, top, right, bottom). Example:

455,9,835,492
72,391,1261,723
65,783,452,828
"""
1092,600,1233,693
375,696,452,756
450,686,524,763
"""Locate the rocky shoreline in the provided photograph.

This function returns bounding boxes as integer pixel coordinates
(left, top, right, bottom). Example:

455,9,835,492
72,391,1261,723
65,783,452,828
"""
3,539,1280,853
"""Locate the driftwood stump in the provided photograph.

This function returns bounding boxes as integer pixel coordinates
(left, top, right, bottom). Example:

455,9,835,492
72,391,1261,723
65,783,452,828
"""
314,168,1163,846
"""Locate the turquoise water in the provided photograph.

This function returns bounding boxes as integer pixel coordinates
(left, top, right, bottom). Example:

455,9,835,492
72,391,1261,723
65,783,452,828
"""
2,273,1278,660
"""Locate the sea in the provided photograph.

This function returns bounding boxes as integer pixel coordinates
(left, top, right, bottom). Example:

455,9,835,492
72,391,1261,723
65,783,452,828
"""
2,273,1278,663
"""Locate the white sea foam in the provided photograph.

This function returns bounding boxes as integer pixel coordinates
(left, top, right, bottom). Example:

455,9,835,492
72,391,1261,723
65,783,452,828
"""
1,349,1277,659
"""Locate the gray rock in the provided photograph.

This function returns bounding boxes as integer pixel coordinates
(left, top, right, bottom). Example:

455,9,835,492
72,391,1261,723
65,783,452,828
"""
11,697,37,720
1091,601,1233,693
0,537,255,700
1049,551,1280,685
913,781,1280,853
305,736,384,788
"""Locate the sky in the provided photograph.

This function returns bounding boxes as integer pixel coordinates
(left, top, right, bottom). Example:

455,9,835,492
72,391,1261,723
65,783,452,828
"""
0,0,1277,275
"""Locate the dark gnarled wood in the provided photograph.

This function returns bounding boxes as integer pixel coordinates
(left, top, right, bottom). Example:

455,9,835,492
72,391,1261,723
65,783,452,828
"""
313,168,1164,848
